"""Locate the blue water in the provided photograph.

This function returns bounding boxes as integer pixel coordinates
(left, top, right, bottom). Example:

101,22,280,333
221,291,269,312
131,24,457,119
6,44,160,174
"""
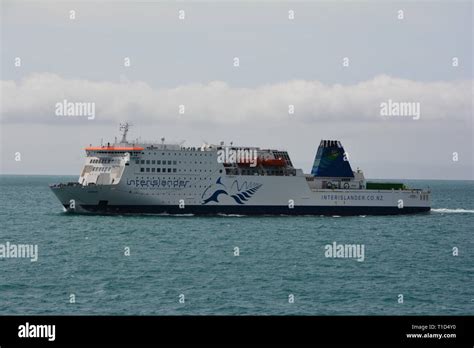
0,175,473,315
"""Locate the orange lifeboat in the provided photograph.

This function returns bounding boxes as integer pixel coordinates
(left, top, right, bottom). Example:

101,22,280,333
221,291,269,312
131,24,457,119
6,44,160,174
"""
258,158,286,167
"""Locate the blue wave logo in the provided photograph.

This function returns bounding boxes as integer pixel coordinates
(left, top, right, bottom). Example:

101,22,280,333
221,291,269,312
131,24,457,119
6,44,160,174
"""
202,177,262,205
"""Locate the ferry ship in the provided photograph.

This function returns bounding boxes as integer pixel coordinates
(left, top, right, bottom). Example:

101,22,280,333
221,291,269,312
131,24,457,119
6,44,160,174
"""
50,124,431,215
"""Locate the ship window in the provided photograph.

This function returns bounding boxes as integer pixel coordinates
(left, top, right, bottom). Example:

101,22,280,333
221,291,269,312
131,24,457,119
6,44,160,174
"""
168,160,171,165
141,160,145,164
173,161,177,165
173,168,177,173
152,168,155,172
157,160,161,164
146,160,150,164
152,160,155,164
168,168,171,173
146,168,150,172
157,168,161,172
140,168,144,172
219,170,222,173
162,168,166,172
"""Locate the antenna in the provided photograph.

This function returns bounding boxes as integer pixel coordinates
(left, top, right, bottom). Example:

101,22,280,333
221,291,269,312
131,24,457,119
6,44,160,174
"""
119,122,132,143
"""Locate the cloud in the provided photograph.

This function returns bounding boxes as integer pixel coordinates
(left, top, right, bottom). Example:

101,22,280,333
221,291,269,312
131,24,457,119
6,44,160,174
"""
1,73,472,125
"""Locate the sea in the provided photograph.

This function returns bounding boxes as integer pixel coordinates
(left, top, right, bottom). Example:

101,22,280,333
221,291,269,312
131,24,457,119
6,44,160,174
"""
0,175,472,315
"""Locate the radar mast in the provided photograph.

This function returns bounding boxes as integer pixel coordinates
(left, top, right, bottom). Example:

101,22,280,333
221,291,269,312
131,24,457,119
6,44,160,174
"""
119,123,131,144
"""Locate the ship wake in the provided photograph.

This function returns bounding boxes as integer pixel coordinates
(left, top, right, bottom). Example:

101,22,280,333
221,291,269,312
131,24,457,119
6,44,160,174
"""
431,208,474,214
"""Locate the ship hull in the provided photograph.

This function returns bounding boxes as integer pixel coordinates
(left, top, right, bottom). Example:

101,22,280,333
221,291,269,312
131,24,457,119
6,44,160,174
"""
51,180,431,216
59,203,430,216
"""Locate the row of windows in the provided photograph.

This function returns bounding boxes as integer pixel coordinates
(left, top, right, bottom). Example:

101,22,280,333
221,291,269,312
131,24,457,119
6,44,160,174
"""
240,169,285,175
92,167,111,172
140,152,214,156
137,159,216,166
141,168,177,173
137,160,177,165
91,151,130,154
134,176,213,181
139,168,223,174
91,159,113,164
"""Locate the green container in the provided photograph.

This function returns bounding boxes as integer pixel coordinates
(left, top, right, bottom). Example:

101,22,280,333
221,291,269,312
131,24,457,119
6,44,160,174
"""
366,182,406,190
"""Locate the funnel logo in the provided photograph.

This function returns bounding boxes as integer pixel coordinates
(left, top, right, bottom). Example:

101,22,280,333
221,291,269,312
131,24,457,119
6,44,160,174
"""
202,177,262,205
327,149,340,160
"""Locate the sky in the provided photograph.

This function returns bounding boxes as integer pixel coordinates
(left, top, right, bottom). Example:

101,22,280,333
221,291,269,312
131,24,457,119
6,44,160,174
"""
1,0,473,179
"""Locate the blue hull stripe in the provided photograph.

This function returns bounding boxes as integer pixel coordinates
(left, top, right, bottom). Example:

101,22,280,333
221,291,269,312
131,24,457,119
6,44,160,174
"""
65,204,430,216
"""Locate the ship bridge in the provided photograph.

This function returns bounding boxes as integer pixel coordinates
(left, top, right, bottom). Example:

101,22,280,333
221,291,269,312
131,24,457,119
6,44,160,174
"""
79,123,142,186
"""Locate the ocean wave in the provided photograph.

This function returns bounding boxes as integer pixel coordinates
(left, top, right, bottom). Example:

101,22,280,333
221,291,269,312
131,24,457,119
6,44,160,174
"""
431,208,474,213
217,213,244,217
